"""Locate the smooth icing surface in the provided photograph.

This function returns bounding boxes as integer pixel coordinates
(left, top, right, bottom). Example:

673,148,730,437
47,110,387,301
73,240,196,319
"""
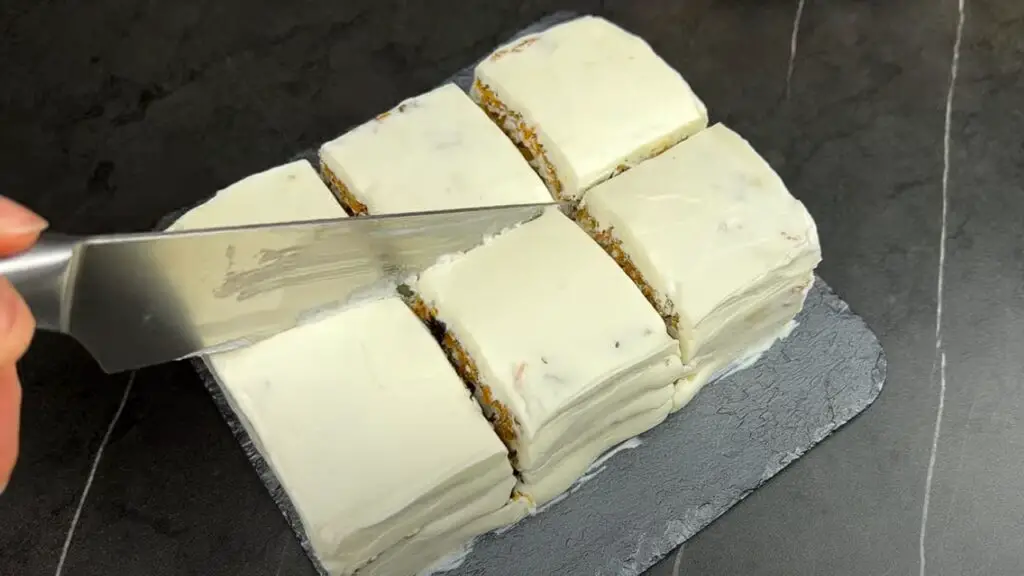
319,83,551,215
472,15,708,200
580,123,821,410
169,162,517,576
415,209,683,503
211,299,514,575
167,160,344,230
519,386,674,505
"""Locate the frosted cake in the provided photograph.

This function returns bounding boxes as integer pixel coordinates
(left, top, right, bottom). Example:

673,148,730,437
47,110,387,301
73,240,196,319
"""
409,209,684,505
168,160,524,576
471,15,708,202
577,124,822,410
318,83,551,215
319,101,681,505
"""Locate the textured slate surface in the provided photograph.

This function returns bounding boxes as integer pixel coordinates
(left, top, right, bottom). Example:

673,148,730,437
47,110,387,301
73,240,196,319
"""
180,14,887,576
194,278,885,576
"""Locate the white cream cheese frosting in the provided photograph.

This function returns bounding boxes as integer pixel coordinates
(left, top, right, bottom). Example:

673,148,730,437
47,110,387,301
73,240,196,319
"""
168,161,518,576
167,160,345,229
319,82,552,215
579,123,822,410
210,299,515,576
414,209,683,503
471,15,708,201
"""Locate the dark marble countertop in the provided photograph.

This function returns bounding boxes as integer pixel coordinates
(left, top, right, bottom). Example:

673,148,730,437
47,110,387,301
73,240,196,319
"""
2,1,1022,575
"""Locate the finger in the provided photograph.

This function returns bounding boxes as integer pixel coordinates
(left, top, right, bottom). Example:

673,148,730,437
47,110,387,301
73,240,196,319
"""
0,364,21,493
0,278,33,494
0,278,35,367
0,196,48,256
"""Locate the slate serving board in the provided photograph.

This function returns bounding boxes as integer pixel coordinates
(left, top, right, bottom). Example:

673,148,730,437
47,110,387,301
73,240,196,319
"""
174,12,887,576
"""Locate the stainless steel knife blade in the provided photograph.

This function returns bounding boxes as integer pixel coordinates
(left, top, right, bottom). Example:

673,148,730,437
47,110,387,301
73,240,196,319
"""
0,201,558,372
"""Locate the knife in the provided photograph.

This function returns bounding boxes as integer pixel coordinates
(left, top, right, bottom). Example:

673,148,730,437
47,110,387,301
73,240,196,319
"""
0,201,558,373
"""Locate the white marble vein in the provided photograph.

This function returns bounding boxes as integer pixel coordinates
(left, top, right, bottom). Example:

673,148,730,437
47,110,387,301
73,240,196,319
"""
920,1,964,574
54,371,136,576
786,0,807,98
671,543,685,576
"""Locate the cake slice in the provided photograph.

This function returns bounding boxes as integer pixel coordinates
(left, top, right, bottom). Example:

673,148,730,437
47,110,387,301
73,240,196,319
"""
167,160,343,228
319,82,551,215
168,160,523,576
410,209,684,505
471,15,708,202
318,95,679,506
577,124,822,410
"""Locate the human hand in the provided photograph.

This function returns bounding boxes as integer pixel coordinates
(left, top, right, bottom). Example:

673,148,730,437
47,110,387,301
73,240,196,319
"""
0,197,48,493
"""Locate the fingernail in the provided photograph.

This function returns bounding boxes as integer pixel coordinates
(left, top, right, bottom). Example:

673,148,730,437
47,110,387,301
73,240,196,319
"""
0,197,48,235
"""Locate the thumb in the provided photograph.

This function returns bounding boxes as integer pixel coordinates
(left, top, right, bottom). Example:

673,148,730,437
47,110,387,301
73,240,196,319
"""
0,196,48,256
0,278,34,494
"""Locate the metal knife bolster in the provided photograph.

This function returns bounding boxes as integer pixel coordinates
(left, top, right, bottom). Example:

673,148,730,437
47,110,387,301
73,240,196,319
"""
0,201,560,372
0,233,77,332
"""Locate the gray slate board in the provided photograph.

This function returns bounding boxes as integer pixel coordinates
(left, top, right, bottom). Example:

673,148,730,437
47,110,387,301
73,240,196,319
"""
443,278,885,576
174,12,888,576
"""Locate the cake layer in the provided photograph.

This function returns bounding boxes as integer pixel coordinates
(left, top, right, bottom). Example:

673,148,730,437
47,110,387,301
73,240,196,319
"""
520,386,674,505
361,492,529,576
675,315,801,410
516,352,679,474
319,82,551,215
471,15,708,201
413,208,683,504
169,162,516,576
578,123,821,411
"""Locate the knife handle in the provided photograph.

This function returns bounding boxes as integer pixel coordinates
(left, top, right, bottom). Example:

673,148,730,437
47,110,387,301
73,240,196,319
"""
0,233,78,332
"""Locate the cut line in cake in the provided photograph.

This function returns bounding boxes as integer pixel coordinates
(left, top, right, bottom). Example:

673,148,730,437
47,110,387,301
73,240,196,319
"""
314,83,687,508
167,160,525,576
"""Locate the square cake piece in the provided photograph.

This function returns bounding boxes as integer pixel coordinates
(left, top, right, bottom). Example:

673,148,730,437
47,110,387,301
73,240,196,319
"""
167,159,344,229
319,82,551,215
168,161,524,576
471,15,708,202
578,123,822,410
411,209,684,505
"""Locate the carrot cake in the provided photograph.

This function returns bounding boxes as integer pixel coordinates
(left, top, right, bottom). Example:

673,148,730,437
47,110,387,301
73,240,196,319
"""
411,208,684,505
470,15,708,202
318,83,551,215
577,123,822,411
168,161,525,576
